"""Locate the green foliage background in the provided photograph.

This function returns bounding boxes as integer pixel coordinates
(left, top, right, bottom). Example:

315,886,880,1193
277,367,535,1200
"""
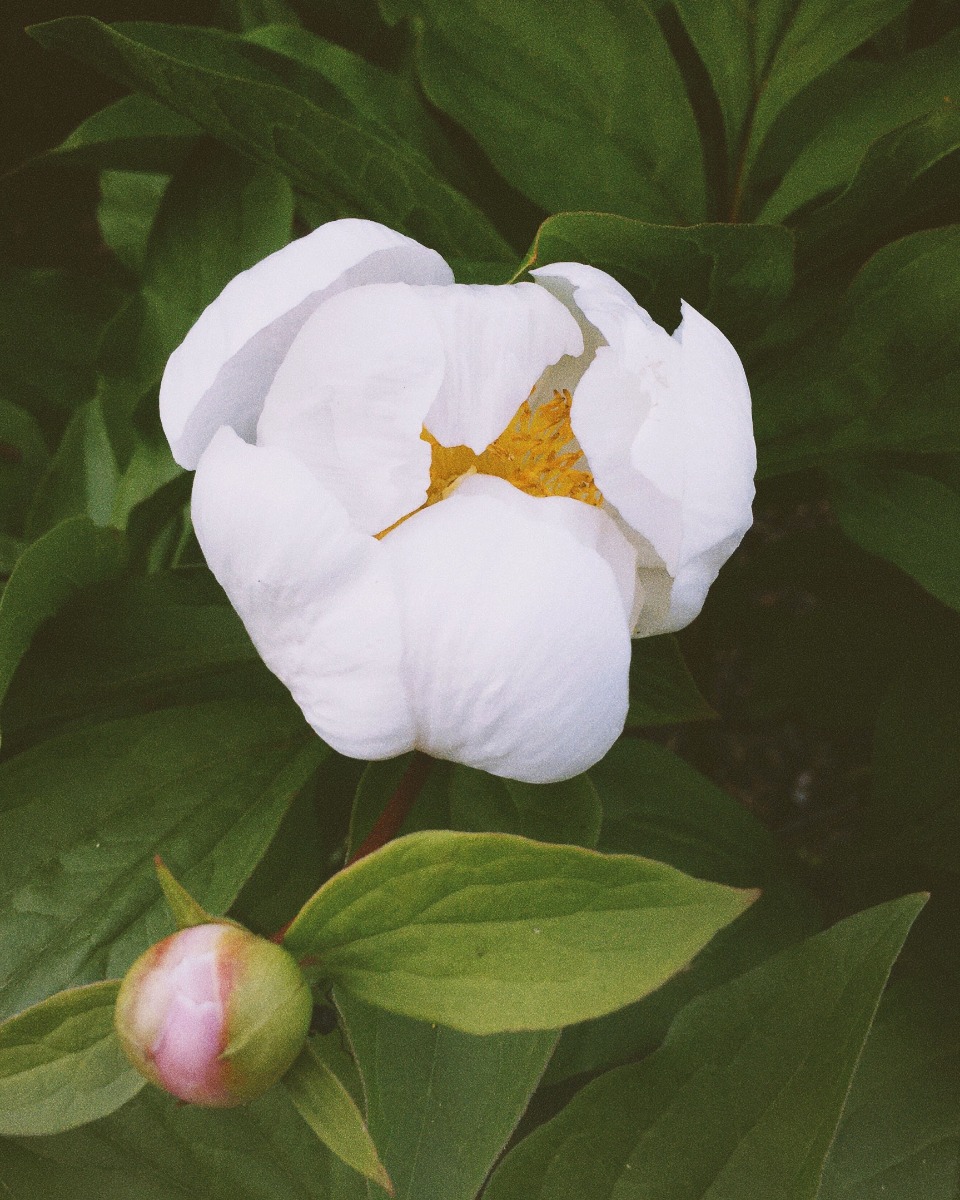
1,0,959,1196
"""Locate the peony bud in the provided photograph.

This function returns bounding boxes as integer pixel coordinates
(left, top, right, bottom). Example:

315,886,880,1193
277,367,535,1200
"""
115,922,312,1107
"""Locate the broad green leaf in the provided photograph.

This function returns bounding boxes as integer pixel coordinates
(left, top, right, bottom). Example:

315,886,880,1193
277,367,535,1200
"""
25,398,118,539
98,170,169,274
1,568,269,751
29,19,513,262
797,106,960,269
1,1084,367,1199
0,697,326,1019
0,516,126,726
760,27,960,223
0,397,48,539
282,1042,392,1192
0,269,120,431
485,895,925,1200
49,94,197,173
284,831,756,1034
829,465,960,614
819,974,960,1199
672,0,912,198
627,636,716,727
349,757,602,857
545,739,819,1083
521,212,793,341
337,990,557,1200
223,0,302,30
0,981,142,1137
382,0,706,224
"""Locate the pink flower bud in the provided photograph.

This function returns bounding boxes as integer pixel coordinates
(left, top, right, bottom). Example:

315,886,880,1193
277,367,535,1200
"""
115,923,312,1107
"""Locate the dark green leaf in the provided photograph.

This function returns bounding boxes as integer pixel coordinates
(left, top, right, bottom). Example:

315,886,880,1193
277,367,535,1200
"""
522,212,793,340
25,399,118,539
50,94,198,173
0,697,325,1019
819,973,960,1199
1,1084,367,1199
0,397,48,540
382,0,706,223
673,0,912,196
284,830,756,1034
0,981,142,1137
97,170,170,274
829,464,960,614
29,18,512,262
627,636,715,727
545,739,819,1083
485,895,925,1200
282,1042,392,1192
337,990,556,1200
1,568,272,751
760,27,960,223
0,517,126,728
349,758,602,857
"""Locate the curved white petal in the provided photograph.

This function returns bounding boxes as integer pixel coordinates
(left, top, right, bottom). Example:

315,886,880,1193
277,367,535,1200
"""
161,219,453,469
419,282,583,453
256,283,444,536
536,264,755,632
380,475,631,783
191,427,415,760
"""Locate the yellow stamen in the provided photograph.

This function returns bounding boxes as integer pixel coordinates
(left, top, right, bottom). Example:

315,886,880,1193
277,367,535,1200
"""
376,389,602,539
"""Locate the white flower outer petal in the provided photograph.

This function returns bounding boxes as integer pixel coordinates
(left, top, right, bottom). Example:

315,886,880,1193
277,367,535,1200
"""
161,219,453,469
192,428,415,761
418,282,584,453
380,475,632,783
256,283,445,537
534,263,756,633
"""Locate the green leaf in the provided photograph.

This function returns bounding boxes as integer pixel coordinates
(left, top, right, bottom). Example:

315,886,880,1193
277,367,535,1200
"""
382,0,706,223
0,517,126,728
223,0,302,31
0,697,326,1019
349,758,602,857
819,973,960,1199
1,568,271,750
627,636,716,727
0,269,120,431
283,831,756,1034
25,398,119,539
759,26,960,223
545,739,819,1083
1,1084,367,1199
49,94,197,173
0,981,142,1137
521,212,793,341
29,18,512,262
673,0,912,200
797,105,960,269
282,1042,393,1193
485,895,926,1200
336,990,557,1200
97,170,170,274
153,858,215,930
0,396,49,539
829,464,960,614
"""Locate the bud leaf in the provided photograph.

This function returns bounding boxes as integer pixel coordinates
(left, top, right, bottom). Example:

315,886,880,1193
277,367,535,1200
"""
154,856,215,929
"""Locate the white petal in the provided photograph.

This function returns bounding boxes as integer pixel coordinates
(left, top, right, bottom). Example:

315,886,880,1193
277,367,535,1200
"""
380,476,631,783
536,264,755,632
191,428,415,760
256,283,443,536
419,282,584,453
160,219,453,469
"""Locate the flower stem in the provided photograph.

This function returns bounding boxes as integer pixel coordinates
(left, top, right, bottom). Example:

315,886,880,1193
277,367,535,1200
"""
347,751,433,865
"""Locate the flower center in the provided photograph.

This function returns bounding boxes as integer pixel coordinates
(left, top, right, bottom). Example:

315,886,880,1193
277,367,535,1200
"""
377,389,602,539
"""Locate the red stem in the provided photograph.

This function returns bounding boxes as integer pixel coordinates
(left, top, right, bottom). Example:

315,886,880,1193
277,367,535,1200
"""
347,751,433,865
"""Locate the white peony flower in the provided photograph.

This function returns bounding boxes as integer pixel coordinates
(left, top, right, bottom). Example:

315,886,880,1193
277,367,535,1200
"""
160,219,755,784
